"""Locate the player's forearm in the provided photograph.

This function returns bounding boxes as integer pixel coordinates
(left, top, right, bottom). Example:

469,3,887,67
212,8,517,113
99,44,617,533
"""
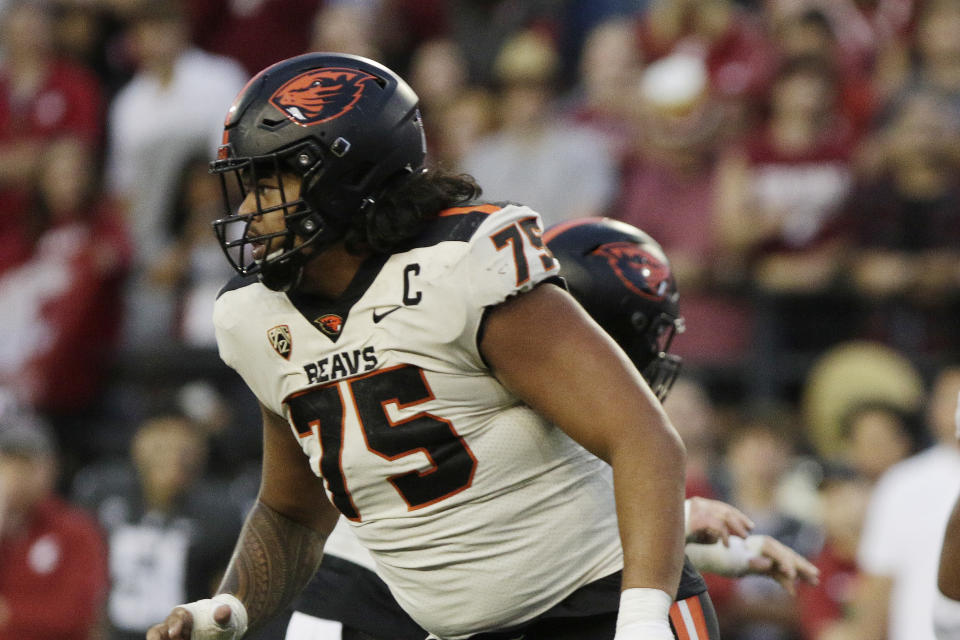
217,499,328,631
611,430,686,595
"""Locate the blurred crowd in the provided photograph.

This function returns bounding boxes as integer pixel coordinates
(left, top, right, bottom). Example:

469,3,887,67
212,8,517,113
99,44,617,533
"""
1,0,959,639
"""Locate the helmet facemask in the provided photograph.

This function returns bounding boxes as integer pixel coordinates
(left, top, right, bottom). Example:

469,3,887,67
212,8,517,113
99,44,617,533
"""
210,142,336,291
632,311,685,401
208,53,428,291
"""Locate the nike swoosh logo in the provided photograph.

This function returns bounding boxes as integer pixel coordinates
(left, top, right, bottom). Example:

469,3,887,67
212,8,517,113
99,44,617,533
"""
372,305,402,323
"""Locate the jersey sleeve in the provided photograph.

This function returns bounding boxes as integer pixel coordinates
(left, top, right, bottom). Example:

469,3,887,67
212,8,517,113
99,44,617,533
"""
448,204,561,360
466,204,561,307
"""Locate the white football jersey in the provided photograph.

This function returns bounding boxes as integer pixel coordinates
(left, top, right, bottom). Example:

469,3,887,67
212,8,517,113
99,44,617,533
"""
214,203,623,639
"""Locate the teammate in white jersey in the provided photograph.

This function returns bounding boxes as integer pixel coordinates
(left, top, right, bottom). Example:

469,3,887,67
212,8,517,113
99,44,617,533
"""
148,52,694,640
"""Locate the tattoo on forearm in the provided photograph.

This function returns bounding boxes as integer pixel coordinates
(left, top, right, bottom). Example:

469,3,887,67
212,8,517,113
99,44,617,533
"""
218,500,327,629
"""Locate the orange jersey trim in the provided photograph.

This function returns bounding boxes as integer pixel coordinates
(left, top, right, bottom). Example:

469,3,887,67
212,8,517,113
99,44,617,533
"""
670,595,710,640
438,203,502,217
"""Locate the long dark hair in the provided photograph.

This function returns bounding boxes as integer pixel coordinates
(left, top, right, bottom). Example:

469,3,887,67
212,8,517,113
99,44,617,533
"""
345,167,482,253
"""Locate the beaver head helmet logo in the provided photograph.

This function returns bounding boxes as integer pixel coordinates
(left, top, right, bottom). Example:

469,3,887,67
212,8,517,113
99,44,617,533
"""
270,67,377,127
591,241,671,300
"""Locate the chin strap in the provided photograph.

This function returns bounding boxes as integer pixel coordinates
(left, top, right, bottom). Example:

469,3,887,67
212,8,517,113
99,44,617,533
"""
257,226,308,292
258,253,305,292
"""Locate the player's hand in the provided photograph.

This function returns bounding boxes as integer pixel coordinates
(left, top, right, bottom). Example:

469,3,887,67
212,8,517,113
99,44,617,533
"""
685,496,755,545
145,596,245,639
744,535,820,596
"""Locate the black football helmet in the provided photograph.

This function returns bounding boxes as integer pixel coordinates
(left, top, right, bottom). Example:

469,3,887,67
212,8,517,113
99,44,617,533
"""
544,218,685,401
210,52,427,291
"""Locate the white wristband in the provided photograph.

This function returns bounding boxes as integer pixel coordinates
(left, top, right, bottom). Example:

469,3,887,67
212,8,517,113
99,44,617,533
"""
178,593,249,639
615,587,673,638
684,499,692,537
684,534,764,577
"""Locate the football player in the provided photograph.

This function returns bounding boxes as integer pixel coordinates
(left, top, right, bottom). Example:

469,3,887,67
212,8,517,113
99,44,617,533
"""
285,218,819,640
144,52,784,640
542,216,820,599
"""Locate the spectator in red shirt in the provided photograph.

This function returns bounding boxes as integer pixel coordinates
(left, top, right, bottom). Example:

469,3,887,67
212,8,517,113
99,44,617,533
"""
0,137,130,481
841,90,960,353
769,8,879,138
763,0,917,86
0,406,108,640
0,1,104,275
716,55,854,295
617,51,727,285
186,0,321,76
615,51,753,365
0,137,131,418
639,0,777,107
850,91,960,259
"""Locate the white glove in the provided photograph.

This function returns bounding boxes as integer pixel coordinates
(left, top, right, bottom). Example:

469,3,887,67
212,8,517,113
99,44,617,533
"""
684,534,765,577
613,588,674,640
178,594,248,640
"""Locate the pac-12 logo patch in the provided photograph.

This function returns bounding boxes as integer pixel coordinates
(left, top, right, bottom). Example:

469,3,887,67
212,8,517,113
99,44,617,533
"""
591,241,672,300
315,314,344,337
267,324,292,359
270,67,377,126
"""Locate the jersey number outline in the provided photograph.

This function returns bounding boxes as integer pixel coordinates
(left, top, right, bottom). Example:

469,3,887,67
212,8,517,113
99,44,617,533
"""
490,216,557,286
284,364,478,521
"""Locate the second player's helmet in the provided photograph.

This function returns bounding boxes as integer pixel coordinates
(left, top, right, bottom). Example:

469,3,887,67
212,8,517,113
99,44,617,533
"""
544,218,685,401
210,52,427,290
